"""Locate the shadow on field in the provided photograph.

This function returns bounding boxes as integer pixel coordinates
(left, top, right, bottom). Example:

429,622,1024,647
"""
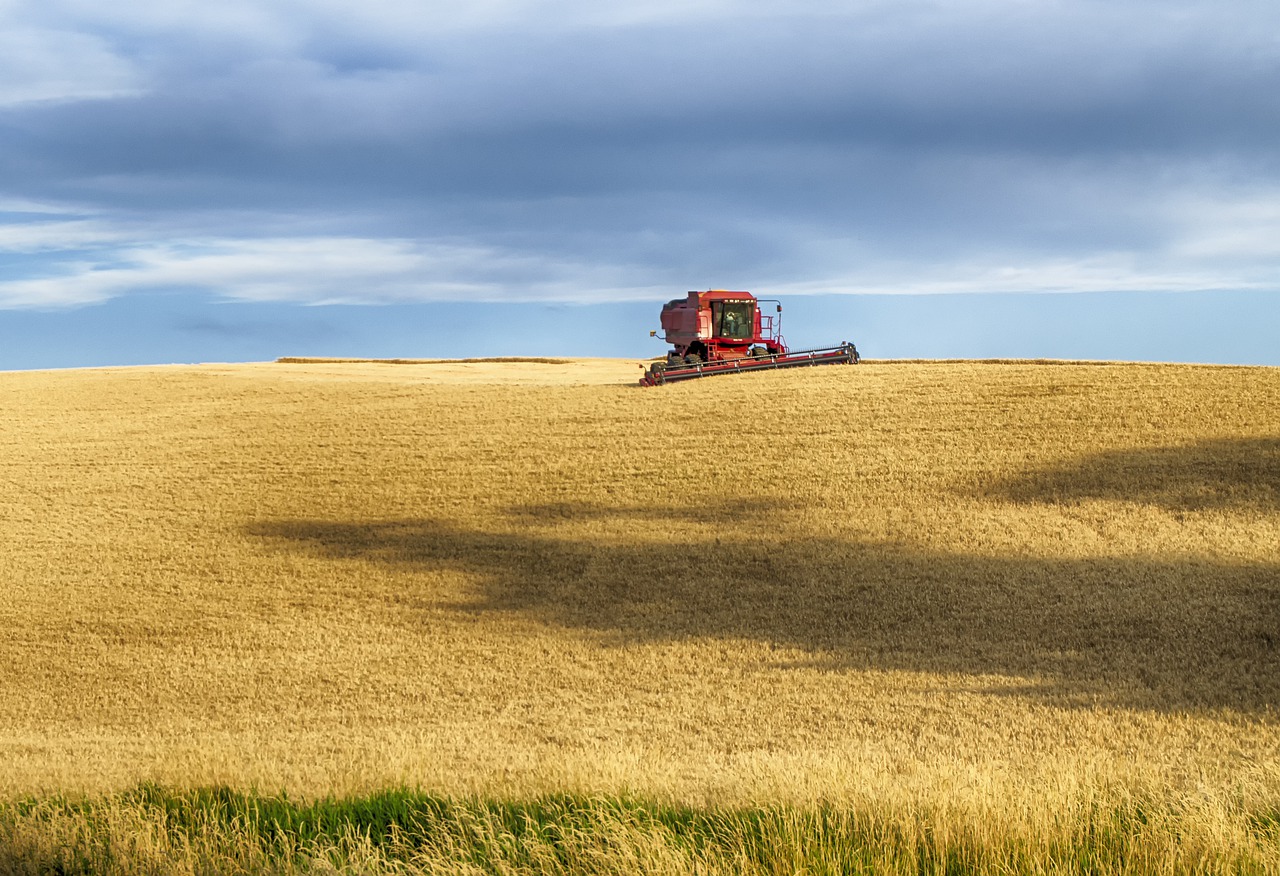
248,504,1279,714
992,437,1280,511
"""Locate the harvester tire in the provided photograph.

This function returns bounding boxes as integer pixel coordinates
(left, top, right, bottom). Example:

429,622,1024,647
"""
684,353,702,365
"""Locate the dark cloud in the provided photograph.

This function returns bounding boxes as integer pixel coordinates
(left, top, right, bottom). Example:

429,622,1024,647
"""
1,1,1278,309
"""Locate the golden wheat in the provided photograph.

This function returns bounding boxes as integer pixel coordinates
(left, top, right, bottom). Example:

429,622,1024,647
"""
1,358,1277,831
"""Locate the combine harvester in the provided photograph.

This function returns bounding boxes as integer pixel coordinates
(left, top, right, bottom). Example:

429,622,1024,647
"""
639,290,859,386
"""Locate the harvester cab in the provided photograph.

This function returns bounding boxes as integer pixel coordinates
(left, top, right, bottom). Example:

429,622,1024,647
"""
639,290,858,386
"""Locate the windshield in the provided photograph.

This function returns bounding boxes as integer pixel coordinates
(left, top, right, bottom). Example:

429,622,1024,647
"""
712,301,755,340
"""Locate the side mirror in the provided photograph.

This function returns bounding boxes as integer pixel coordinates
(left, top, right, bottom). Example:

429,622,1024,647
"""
649,330,657,337
776,305,782,313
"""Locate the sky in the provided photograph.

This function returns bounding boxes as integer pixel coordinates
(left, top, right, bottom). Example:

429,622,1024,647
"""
1,0,1277,369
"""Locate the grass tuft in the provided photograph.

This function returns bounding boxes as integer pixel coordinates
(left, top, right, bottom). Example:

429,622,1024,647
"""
3,786,1280,874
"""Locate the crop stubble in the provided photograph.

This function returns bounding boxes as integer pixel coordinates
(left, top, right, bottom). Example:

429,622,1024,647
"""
1,358,1277,821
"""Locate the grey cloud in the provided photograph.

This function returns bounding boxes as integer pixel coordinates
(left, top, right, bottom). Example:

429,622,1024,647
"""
15,5,1280,156
1,1,1278,304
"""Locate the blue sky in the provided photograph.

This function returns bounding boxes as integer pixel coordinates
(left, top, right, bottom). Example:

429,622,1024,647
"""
1,0,1277,369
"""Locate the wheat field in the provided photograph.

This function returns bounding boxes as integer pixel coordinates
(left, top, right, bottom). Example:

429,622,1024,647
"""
2,357,1278,869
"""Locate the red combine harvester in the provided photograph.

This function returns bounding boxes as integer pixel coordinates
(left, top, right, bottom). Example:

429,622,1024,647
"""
639,290,858,386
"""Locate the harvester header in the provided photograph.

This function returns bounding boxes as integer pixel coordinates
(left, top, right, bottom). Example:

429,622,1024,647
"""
640,289,858,386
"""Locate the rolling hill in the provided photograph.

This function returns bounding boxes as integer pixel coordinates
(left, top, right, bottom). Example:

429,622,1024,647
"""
2,357,1277,872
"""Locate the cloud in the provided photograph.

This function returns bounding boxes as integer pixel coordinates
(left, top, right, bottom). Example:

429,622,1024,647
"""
0,235,677,308
1166,192,1280,260
0,26,143,106
2,225,1269,311
0,218,133,251
0,0,1277,309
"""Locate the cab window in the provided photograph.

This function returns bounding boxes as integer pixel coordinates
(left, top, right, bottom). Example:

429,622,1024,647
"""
711,301,754,340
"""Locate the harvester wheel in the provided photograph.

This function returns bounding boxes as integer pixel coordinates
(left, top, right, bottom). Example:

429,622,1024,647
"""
684,353,702,365
750,346,767,358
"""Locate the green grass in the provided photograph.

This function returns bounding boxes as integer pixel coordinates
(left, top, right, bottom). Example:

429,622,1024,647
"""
3,786,1278,875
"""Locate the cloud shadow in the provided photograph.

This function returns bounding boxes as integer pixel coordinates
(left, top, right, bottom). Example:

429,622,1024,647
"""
989,437,1280,512
247,501,1279,715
